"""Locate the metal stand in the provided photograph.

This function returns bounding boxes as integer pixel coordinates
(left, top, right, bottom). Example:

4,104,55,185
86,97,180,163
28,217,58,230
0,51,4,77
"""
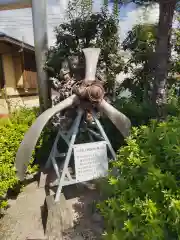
45,108,116,202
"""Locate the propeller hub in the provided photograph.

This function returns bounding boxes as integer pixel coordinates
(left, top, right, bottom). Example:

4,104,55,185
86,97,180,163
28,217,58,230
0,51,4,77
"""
73,81,104,104
86,82,104,103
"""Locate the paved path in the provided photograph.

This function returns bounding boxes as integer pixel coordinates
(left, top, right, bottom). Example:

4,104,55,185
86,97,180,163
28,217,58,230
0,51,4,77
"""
0,182,46,240
0,180,103,240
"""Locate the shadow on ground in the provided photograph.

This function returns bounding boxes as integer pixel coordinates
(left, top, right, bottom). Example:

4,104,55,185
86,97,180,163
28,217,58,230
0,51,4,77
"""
63,184,104,239
40,167,104,240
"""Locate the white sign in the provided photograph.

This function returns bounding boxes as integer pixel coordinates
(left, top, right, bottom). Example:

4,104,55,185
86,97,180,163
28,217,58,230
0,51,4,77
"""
74,141,108,182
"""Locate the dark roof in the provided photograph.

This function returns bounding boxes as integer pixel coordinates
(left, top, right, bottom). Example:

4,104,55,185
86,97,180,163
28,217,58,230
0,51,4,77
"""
0,32,34,52
0,32,5,37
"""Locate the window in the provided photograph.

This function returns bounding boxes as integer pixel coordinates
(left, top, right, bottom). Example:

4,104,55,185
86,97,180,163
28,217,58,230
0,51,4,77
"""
13,50,38,90
23,51,38,89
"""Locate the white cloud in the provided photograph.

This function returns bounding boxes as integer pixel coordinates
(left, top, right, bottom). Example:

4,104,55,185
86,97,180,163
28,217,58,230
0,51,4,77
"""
119,4,159,41
0,1,159,46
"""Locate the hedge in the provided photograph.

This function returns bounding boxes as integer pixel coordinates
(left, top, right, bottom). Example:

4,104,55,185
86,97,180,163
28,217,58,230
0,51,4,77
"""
98,116,180,239
0,107,55,211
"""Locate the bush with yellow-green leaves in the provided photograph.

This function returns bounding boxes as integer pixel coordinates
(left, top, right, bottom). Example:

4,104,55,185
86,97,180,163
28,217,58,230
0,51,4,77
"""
98,116,180,239
0,107,53,211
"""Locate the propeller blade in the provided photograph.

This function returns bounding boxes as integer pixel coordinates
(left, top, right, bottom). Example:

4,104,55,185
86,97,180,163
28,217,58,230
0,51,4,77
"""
83,48,101,84
15,94,78,181
99,99,131,137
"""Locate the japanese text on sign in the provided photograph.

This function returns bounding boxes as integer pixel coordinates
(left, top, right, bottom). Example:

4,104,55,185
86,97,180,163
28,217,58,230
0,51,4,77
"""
74,141,108,182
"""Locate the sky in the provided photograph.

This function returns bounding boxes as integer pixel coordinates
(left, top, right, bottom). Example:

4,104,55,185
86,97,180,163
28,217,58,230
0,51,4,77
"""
0,0,159,47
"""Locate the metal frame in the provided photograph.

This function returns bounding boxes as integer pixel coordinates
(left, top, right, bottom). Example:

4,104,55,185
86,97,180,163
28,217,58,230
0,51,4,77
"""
45,109,116,202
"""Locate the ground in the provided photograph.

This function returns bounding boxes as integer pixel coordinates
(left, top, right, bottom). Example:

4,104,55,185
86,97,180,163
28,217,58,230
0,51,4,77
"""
0,176,104,240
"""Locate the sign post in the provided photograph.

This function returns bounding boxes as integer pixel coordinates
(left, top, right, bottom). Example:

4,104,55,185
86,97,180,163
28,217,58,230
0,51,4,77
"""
44,109,116,203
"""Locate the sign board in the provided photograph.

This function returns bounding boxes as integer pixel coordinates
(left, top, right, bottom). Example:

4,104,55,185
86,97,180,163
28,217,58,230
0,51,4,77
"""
74,141,108,182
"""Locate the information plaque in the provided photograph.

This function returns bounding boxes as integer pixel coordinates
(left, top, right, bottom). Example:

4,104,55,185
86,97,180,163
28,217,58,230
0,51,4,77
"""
74,141,108,182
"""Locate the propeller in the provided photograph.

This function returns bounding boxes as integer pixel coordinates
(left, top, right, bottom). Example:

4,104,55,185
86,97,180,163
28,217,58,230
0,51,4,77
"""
83,48,101,84
15,95,78,181
99,100,131,137
15,48,131,181
82,48,131,137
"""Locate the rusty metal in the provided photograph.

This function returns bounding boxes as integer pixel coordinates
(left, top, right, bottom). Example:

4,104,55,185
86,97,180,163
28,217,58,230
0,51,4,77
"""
15,48,131,180
73,81,104,103
86,81,105,103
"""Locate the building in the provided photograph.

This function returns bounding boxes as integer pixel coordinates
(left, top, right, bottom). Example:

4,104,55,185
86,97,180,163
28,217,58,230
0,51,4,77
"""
0,32,39,117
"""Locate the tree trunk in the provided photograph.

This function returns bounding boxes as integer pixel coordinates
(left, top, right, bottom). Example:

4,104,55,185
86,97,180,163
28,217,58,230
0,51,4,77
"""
152,0,176,117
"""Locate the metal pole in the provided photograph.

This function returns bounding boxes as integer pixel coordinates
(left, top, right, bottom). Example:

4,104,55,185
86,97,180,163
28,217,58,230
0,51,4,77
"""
31,0,52,112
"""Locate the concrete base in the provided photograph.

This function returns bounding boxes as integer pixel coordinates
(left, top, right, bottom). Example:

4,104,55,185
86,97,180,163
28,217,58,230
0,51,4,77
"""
45,194,73,240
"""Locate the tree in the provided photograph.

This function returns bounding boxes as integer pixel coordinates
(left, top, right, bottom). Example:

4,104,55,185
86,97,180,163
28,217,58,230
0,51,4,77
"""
151,0,177,117
173,16,180,73
106,0,179,117
170,16,180,95
67,0,93,19
122,23,157,102
45,6,124,101
122,21,179,102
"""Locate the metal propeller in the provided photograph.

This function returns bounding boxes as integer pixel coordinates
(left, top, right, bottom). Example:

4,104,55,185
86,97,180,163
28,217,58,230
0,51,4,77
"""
15,48,131,181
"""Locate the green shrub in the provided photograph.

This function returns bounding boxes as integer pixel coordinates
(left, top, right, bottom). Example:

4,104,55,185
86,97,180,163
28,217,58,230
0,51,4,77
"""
98,116,180,239
0,107,54,211
101,93,180,151
101,98,156,151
